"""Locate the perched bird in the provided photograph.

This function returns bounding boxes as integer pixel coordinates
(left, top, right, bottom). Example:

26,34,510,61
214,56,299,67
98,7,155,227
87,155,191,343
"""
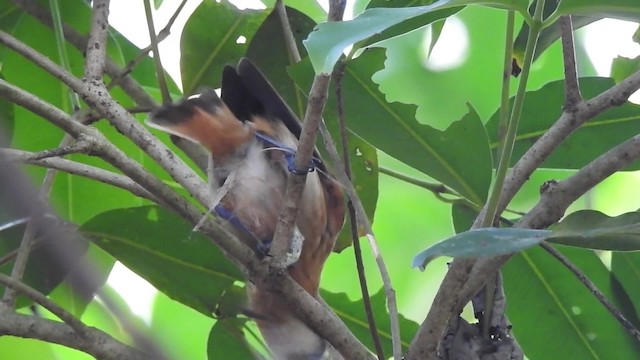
147,58,345,359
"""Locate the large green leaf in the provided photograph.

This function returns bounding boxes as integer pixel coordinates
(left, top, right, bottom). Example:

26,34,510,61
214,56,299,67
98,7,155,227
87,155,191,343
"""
323,288,419,355
81,206,243,317
303,0,530,73
180,1,268,94
612,252,640,318
548,210,640,251
551,0,640,23
246,6,316,118
485,77,640,170
291,48,491,204
413,227,550,269
504,245,640,359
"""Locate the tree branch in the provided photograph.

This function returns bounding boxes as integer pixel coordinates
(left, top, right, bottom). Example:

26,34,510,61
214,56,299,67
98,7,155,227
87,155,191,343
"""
0,148,157,202
560,15,581,110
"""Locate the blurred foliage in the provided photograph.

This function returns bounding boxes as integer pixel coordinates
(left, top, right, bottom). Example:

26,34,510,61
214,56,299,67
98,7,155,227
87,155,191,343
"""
2,0,640,359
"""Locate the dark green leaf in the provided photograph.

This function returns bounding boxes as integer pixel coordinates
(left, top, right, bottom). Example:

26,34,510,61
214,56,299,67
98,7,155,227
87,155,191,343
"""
246,6,316,118
180,1,268,93
207,318,254,360
82,206,243,317
260,0,327,23
611,55,640,84
451,201,479,233
291,48,491,204
549,210,640,251
504,246,640,359
413,227,550,269
323,288,419,355
612,252,640,318
303,0,530,73
486,77,640,170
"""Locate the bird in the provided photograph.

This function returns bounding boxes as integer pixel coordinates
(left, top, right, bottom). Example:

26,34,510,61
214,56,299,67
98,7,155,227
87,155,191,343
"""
147,58,345,359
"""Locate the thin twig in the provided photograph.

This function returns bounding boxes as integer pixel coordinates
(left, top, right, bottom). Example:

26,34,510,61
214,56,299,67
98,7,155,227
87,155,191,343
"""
275,0,301,63
540,242,640,342
107,0,188,90
1,148,158,202
0,273,89,335
379,166,460,198
335,61,384,360
143,0,171,104
559,15,582,110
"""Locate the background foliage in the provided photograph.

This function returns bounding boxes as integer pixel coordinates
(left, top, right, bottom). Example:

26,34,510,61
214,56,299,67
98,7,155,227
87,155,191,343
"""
1,0,640,359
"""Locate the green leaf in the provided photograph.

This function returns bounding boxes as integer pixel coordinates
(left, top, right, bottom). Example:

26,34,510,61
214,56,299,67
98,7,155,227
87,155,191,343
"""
356,0,461,50
611,55,640,84
180,1,268,94
291,48,491,204
413,227,550,269
552,0,640,23
612,252,640,318
246,6,316,118
451,200,479,233
207,318,254,360
260,0,327,23
323,288,419,355
548,210,640,251
486,77,640,170
154,0,163,10
82,206,243,317
504,245,640,359
303,0,530,73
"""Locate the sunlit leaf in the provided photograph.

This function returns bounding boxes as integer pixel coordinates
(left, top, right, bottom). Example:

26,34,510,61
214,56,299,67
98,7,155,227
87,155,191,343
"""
303,0,530,73
413,227,550,270
82,206,243,317
548,210,640,251
356,0,460,50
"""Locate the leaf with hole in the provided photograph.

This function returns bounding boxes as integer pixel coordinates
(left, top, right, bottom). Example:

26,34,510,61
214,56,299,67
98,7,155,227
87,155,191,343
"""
290,48,491,205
